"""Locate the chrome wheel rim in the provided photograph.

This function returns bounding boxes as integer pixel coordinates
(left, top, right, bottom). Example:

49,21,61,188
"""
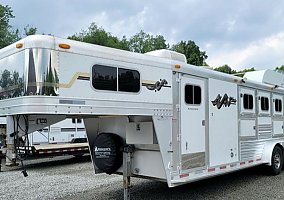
274,153,281,169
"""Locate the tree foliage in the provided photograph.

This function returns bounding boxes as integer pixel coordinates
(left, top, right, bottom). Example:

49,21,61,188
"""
214,64,236,74
214,65,255,77
275,65,284,72
237,67,255,74
171,40,208,66
68,23,208,65
128,30,167,53
68,25,169,54
24,24,37,36
68,23,129,50
0,5,20,48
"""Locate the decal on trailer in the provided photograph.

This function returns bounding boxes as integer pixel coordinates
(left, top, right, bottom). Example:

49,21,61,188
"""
211,94,237,109
142,79,170,92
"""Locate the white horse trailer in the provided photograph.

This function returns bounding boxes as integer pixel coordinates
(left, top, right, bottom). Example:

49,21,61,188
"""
0,35,284,199
0,117,86,145
29,118,86,145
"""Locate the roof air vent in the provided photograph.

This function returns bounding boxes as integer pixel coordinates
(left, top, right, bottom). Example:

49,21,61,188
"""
243,69,284,87
145,49,187,63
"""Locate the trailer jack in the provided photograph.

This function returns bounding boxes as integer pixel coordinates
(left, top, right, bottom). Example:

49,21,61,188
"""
20,160,28,177
0,151,4,172
123,145,135,200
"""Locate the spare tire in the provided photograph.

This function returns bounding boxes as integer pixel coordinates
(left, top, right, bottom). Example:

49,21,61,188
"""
93,133,124,174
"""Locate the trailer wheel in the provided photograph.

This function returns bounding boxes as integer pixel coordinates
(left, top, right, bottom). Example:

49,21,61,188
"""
93,133,124,175
269,146,283,175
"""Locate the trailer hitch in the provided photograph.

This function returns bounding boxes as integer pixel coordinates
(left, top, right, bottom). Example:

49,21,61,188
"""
123,145,135,200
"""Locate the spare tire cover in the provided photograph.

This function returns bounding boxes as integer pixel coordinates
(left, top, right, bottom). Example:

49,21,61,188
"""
93,133,123,174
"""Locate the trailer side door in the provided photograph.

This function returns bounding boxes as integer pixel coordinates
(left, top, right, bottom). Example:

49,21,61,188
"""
180,75,206,170
208,79,238,166
272,94,284,137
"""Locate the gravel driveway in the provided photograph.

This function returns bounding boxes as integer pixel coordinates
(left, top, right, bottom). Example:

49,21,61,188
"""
1,156,284,200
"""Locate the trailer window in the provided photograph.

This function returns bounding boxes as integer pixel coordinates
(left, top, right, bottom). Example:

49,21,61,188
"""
118,68,140,92
185,85,201,105
261,97,269,111
243,94,253,110
92,65,117,91
275,99,282,112
92,65,140,93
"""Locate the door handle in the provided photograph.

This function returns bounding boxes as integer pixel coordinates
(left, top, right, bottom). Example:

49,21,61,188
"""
202,120,205,126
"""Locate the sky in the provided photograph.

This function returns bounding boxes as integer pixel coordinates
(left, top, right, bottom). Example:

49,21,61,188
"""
1,0,284,70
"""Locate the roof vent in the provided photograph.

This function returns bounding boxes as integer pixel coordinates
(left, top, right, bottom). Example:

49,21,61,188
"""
145,49,187,63
243,69,284,87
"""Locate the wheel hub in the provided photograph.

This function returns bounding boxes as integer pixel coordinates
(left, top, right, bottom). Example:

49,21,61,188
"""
274,153,281,169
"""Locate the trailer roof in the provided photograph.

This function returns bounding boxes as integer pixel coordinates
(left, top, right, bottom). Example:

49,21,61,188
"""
0,35,176,69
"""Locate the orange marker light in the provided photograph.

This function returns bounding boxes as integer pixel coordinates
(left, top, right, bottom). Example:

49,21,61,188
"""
16,43,23,48
59,43,71,49
175,64,181,69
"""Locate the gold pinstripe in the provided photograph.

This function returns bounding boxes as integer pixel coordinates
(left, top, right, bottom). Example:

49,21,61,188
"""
59,72,90,88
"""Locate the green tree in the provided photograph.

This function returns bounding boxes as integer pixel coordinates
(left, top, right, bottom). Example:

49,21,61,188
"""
128,30,168,53
275,65,284,72
68,23,129,50
0,5,20,48
235,67,255,77
24,24,37,36
171,40,208,66
0,69,12,88
214,64,236,74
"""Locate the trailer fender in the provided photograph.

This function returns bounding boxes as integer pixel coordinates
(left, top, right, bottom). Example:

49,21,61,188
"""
262,142,284,166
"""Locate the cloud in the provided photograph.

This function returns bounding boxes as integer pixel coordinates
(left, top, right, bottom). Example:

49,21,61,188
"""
207,31,284,70
90,6,150,38
1,0,284,70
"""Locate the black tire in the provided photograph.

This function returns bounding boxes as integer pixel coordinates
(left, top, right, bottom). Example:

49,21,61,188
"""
93,133,124,175
269,146,283,175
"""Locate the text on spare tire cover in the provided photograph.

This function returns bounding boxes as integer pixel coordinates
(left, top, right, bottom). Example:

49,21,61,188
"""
94,146,112,158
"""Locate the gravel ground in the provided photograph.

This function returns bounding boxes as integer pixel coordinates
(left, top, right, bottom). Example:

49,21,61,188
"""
1,156,284,200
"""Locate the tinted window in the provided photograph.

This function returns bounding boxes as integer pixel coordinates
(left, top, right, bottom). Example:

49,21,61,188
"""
118,68,140,92
261,97,269,111
185,85,201,105
194,86,201,104
92,65,140,93
72,118,76,123
92,65,117,91
243,94,253,110
185,85,193,104
275,99,282,112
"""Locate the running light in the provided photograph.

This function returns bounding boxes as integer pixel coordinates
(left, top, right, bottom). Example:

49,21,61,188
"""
175,64,181,69
59,43,71,49
16,43,23,48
